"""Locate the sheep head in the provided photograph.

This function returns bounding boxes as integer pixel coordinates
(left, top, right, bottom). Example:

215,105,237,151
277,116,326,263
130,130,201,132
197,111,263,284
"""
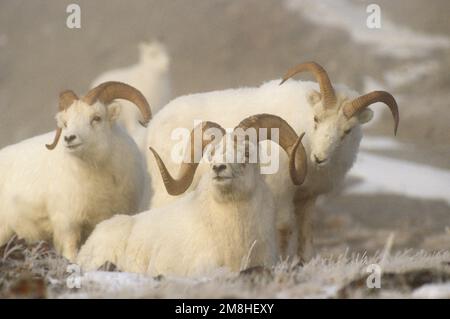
280,62,399,166
46,81,152,152
139,40,170,71
150,114,307,198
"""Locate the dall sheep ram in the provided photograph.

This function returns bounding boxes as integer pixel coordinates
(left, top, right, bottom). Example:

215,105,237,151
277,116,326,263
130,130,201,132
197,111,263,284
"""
145,62,399,261
91,41,171,150
77,114,307,276
0,82,152,261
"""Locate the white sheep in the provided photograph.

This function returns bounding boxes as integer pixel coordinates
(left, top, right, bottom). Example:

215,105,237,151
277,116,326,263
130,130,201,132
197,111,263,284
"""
77,114,307,276
145,62,399,261
91,41,171,150
0,82,152,261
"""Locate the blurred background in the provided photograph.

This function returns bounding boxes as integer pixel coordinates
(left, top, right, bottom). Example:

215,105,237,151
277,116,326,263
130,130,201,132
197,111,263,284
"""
0,0,448,254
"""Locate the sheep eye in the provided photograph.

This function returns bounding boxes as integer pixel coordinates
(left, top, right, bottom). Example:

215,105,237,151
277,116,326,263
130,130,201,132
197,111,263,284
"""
91,116,102,124
314,116,319,123
344,128,351,135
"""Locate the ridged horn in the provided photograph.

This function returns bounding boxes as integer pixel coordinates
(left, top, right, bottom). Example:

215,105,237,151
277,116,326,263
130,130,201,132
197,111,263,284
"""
83,81,152,127
150,121,225,195
234,114,307,185
280,62,337,108
343,91,399,135
46,90,78,150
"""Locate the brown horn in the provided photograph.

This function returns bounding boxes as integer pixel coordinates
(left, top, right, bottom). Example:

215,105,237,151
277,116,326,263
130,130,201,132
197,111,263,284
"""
46,90,79,150
343,91,399,135
280,62,337,108
234,114,307,185
83,81,152,127
150,121,225,196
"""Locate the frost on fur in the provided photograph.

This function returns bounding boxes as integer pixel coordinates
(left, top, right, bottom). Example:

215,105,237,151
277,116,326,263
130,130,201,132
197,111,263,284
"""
0,82,151,261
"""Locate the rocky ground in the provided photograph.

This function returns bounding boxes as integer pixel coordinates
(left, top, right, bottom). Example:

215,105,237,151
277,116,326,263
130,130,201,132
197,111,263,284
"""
0,0,448,298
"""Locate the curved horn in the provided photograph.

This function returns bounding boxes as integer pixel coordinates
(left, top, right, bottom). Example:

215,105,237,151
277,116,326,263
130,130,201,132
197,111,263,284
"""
150,121,225,196
83,81,152,127
280,62,337,108
234,114,307,185
46,90,79,150
343,91,399,135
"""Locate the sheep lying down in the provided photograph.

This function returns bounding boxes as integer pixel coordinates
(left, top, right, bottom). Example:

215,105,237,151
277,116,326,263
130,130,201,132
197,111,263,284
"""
77,114,307,277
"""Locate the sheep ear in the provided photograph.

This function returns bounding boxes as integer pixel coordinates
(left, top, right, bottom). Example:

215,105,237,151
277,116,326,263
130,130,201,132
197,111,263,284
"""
107,102,121,122
357,108,374,124
55,112,65,128
307,90,322,106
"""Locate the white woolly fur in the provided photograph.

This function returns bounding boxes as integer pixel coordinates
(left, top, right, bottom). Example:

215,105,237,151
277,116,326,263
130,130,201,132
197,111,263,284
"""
0,100,146,261
145,79,374,260
77,136,279,277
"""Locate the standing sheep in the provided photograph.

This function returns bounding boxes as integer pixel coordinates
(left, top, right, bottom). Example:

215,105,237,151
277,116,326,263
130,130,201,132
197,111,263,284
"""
0,82,152,261
77,114,307,276
144,62,399,261
91,41,171,150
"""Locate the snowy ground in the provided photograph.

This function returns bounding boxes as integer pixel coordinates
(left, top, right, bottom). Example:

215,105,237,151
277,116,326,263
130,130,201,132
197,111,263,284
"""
284,0,450,58
1,239,449,299
347,137,450,204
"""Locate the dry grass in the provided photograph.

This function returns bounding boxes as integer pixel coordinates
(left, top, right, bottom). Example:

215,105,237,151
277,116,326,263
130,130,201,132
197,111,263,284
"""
1,236,449,299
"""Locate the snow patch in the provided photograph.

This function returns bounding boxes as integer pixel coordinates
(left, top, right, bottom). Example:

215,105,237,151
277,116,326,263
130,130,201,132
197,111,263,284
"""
284,0,450,58
347,148,450,204
360,136,408,152
80,271,159,292
384,61,440,88
412,283,450,298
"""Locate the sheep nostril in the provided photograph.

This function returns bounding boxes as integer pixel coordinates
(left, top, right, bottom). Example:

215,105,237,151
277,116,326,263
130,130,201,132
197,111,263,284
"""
64,135,76,143
314,155,327,164
213,164,226,173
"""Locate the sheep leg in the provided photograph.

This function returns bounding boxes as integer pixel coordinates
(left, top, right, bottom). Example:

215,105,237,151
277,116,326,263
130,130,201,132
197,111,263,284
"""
53,225,81,262
293,194,316,263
